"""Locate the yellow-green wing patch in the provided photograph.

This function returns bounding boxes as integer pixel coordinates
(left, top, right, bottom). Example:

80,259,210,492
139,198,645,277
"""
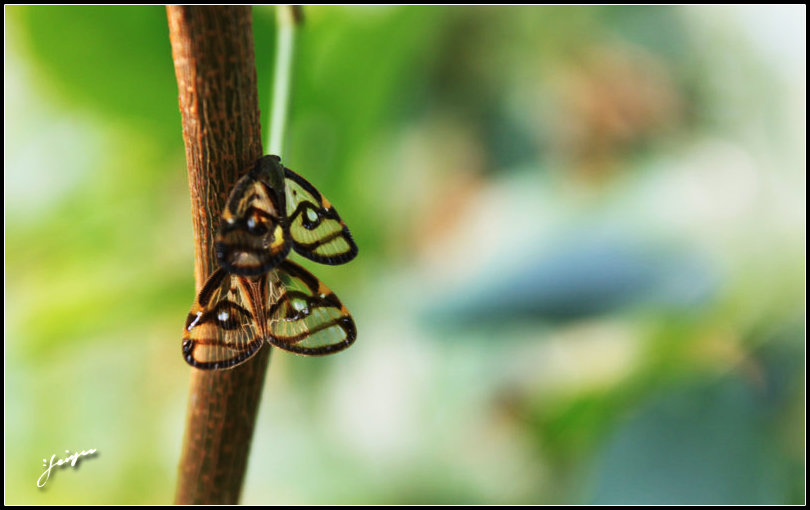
284,167,358,265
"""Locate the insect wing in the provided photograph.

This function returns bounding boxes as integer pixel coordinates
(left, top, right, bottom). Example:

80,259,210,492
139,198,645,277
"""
284,167,358,265
182,269,265,369
216,158,291,276
265,260,356,355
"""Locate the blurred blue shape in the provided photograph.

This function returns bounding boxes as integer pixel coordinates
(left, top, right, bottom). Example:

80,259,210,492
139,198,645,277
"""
425,229,717,325
587,372,795,504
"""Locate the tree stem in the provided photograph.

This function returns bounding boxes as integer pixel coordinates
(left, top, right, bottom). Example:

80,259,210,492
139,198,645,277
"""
168,6,268,504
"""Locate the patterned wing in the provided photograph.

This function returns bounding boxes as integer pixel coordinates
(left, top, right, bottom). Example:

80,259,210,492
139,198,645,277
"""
284,167,358,265
216,156,291,276
182,269,265,369
265,260,356,355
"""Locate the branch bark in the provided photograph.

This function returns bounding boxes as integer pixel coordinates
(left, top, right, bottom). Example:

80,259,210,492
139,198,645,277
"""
167,6,269,504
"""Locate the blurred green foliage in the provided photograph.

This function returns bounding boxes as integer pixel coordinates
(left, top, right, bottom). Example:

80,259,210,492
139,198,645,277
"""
4,5,805,504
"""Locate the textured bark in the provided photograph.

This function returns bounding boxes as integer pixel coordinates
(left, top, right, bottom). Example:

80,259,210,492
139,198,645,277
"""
168,6,269,504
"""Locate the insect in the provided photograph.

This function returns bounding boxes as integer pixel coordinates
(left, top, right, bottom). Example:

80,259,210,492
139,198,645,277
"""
215,155,358,276
182,259,356,369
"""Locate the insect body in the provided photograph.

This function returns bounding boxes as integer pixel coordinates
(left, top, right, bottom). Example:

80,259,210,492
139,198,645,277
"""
215,155,358,276
183,260,356,369
184,155,358,369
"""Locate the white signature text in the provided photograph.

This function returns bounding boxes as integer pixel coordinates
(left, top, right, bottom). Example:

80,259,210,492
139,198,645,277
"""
37,448,98,488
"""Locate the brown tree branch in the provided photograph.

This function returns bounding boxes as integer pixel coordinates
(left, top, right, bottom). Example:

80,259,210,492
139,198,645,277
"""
167,6,269,504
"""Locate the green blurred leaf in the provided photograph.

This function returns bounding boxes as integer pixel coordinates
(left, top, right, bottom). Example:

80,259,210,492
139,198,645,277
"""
15,6,179,142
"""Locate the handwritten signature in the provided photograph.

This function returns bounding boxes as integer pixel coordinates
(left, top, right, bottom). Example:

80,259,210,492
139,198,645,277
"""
37,449,98,488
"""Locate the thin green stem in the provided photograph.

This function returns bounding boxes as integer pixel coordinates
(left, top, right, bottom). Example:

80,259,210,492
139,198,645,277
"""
267,5,302,156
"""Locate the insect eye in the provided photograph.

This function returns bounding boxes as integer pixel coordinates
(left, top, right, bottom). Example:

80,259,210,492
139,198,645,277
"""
301,206,322,230
291,297,310,316
212,303,243,330
245,215,268,235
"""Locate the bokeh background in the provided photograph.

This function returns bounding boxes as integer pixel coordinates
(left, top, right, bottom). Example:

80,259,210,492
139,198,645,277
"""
4,5,805,504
